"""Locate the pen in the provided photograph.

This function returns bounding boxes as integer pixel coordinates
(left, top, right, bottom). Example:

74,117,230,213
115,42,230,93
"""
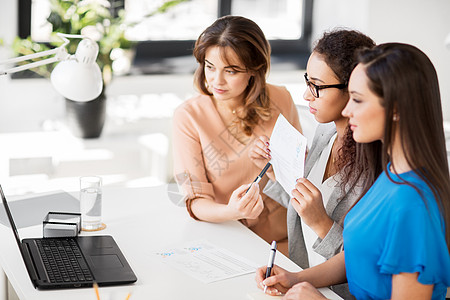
93,282,100,300
246,162,271,193
263,240,277,293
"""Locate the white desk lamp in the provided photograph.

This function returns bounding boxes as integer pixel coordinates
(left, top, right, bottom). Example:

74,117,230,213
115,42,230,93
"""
0,33,103,102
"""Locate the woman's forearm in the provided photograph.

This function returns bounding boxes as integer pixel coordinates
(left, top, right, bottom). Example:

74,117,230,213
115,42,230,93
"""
190,197,234,222
297,252,347,288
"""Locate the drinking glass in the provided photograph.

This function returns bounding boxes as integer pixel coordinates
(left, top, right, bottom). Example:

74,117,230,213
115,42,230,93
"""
79,176,105,231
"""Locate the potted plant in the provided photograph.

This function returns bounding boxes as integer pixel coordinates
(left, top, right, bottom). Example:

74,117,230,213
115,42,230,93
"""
12,0,186,138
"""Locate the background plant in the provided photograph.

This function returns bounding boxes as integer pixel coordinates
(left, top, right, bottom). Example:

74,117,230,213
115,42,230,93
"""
12,0,186,85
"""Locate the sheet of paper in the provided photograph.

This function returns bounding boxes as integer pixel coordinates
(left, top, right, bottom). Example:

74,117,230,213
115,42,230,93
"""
155,240,259,283
270,114,307,197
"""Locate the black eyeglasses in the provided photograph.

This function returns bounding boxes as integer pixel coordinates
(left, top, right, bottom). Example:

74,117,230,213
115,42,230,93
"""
304,73,347,98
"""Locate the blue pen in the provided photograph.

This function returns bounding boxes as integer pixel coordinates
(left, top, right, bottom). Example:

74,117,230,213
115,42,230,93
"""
246,162,271,193
264,241,277,293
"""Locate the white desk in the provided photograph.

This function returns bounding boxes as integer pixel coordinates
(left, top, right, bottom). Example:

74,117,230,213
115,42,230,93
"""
0,185,341,300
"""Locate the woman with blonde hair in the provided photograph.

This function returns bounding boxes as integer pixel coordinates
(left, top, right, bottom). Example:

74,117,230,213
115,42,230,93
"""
172,15,301,252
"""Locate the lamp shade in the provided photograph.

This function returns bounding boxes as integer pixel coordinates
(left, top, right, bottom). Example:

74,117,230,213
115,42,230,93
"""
51,60,102,101
50,38,103,102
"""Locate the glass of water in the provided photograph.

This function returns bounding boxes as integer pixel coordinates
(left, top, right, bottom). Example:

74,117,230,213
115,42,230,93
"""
80,176,105,231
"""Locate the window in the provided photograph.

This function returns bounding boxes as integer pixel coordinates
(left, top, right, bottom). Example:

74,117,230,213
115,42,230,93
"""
19,0,313,74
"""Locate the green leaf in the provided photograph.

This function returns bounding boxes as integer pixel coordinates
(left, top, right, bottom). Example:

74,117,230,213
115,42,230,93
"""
12,0,185,79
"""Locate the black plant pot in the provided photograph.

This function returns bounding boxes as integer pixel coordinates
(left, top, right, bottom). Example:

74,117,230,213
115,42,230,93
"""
65,94,106,139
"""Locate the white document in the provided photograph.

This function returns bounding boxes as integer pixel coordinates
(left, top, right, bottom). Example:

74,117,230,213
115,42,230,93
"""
156,240,259,283
270,114,307,197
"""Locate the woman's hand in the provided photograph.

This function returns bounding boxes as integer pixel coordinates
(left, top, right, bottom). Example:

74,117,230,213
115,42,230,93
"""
282,282,329,300
248,135,276,181
227,183,264,220
291,178,333,239
255,264,300,296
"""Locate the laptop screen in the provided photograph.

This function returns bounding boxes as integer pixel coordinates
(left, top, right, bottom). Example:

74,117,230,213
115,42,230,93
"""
0,185,27,259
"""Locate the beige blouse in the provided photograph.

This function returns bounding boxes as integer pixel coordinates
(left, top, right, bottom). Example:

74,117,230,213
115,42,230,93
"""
172,84,301,252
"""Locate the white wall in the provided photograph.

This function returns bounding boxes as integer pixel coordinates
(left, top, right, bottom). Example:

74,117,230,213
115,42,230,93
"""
367,0,450,122
0,0,17,58
312,0,450,122
1,0,449,130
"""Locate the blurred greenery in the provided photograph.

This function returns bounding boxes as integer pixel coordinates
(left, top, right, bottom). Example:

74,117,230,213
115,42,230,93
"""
12,0,187,84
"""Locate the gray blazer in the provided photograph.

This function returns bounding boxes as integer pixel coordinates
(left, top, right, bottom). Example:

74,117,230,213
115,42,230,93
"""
264,123,361,299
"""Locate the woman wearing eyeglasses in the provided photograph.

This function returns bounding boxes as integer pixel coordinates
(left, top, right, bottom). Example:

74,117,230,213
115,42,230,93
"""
249,29,381,298
256,42,450,300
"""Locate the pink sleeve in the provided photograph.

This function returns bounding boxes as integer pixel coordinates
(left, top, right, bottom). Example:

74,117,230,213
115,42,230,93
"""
172,103,215,219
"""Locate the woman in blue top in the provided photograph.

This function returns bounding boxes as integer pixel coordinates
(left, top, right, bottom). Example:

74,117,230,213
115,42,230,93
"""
255,43,450,299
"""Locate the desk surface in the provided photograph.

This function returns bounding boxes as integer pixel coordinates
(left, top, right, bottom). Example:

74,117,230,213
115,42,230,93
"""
0,185,341,300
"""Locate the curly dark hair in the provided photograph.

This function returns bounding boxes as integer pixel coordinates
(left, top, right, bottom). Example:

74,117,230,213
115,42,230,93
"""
313,28,375,86
313,29,380,195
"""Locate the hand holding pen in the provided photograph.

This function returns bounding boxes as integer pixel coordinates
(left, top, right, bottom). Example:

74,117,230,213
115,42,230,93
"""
227,182,264,220
224,160,271,220
223,162,271,221
255,251,299,295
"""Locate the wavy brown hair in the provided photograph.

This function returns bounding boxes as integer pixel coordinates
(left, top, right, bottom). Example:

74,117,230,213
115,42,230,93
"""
313,29,381,194
193,15,271,136
355,43,450,252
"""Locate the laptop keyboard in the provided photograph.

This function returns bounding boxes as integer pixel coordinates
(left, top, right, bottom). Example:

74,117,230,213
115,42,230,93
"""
36,239,94,284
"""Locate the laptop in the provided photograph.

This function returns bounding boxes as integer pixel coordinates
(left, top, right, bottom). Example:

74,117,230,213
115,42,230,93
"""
0,185,137,289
